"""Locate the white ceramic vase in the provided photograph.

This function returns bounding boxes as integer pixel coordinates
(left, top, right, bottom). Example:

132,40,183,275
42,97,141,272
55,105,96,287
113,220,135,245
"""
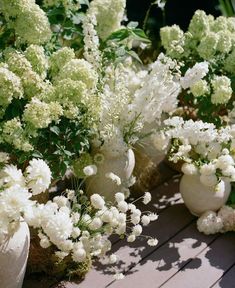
0,221,30,288
180,174,231,216
86,148,135,201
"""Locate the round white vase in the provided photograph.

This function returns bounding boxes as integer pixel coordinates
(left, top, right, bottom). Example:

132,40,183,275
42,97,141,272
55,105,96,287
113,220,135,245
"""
86,148,135,201
180,174,231,216
0,221,30,288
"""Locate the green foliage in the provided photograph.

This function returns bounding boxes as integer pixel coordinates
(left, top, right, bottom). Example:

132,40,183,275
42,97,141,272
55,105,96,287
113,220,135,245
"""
102,26,151,65
219,0,235,16
227,182,235,205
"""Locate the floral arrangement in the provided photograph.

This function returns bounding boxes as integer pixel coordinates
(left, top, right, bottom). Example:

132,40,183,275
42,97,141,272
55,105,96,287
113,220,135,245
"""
0,0,179,281
150,10,235,233
2,0,235,284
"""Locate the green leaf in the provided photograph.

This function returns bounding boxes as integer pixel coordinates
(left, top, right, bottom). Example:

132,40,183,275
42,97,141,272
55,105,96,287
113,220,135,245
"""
126,50,142,63
106,29,130,42
131,28,151,42
18,153,29,164
64,150,74,157
32,151,43,159
50,126,60,135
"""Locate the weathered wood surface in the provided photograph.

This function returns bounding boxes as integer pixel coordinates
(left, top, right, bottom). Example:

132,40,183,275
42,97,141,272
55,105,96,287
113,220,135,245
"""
23,177,235,288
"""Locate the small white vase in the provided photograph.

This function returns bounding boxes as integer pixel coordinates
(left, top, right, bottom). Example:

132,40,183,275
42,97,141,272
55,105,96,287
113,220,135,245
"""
0,221,30,288
86,148,135,201
180,174,231,216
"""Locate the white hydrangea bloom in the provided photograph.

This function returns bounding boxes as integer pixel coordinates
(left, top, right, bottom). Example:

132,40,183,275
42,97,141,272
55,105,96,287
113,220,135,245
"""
1,0,51,44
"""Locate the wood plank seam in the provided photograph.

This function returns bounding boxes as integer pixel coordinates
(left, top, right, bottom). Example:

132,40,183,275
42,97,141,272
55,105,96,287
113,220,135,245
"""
210,262,235,288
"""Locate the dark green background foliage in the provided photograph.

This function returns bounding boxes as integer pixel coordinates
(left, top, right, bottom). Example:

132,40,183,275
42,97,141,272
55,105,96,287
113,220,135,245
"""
126,0,221,47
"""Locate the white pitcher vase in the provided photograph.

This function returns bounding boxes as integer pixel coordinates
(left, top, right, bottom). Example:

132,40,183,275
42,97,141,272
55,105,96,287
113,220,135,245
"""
86,148,135,201
180,174,231,216
0,221,30,288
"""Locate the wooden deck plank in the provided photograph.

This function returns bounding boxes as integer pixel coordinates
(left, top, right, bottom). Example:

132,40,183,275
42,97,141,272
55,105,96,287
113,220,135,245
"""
211,263,235,288
107,222,218,288
159,232,235,288
78,204,194,288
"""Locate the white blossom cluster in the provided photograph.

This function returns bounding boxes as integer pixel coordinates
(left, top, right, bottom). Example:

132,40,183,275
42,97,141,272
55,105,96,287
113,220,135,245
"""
0,158,51,243
24,188,158,277
87,0,126,40
0,152,158,279
130,53,181,125
96,54,182,158
197,205,235,235
153,117,235,187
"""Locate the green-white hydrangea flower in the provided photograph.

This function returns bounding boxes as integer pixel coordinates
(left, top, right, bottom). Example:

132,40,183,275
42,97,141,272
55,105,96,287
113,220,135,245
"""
5,51,47,99
88,0,126,40
224,49,235,73
197,32,219,60
211,76,232,105
190,80,210,97
53,79,87,105
55,59,98,89
23,98,63,129
5,50,33,75
0,66,23,107
160,25,185,58
211,16,229,32
217,31,232,54
24,45,48,79
188,10,212,39
49,47,75,77
2,118,32,151
1,0,51,44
